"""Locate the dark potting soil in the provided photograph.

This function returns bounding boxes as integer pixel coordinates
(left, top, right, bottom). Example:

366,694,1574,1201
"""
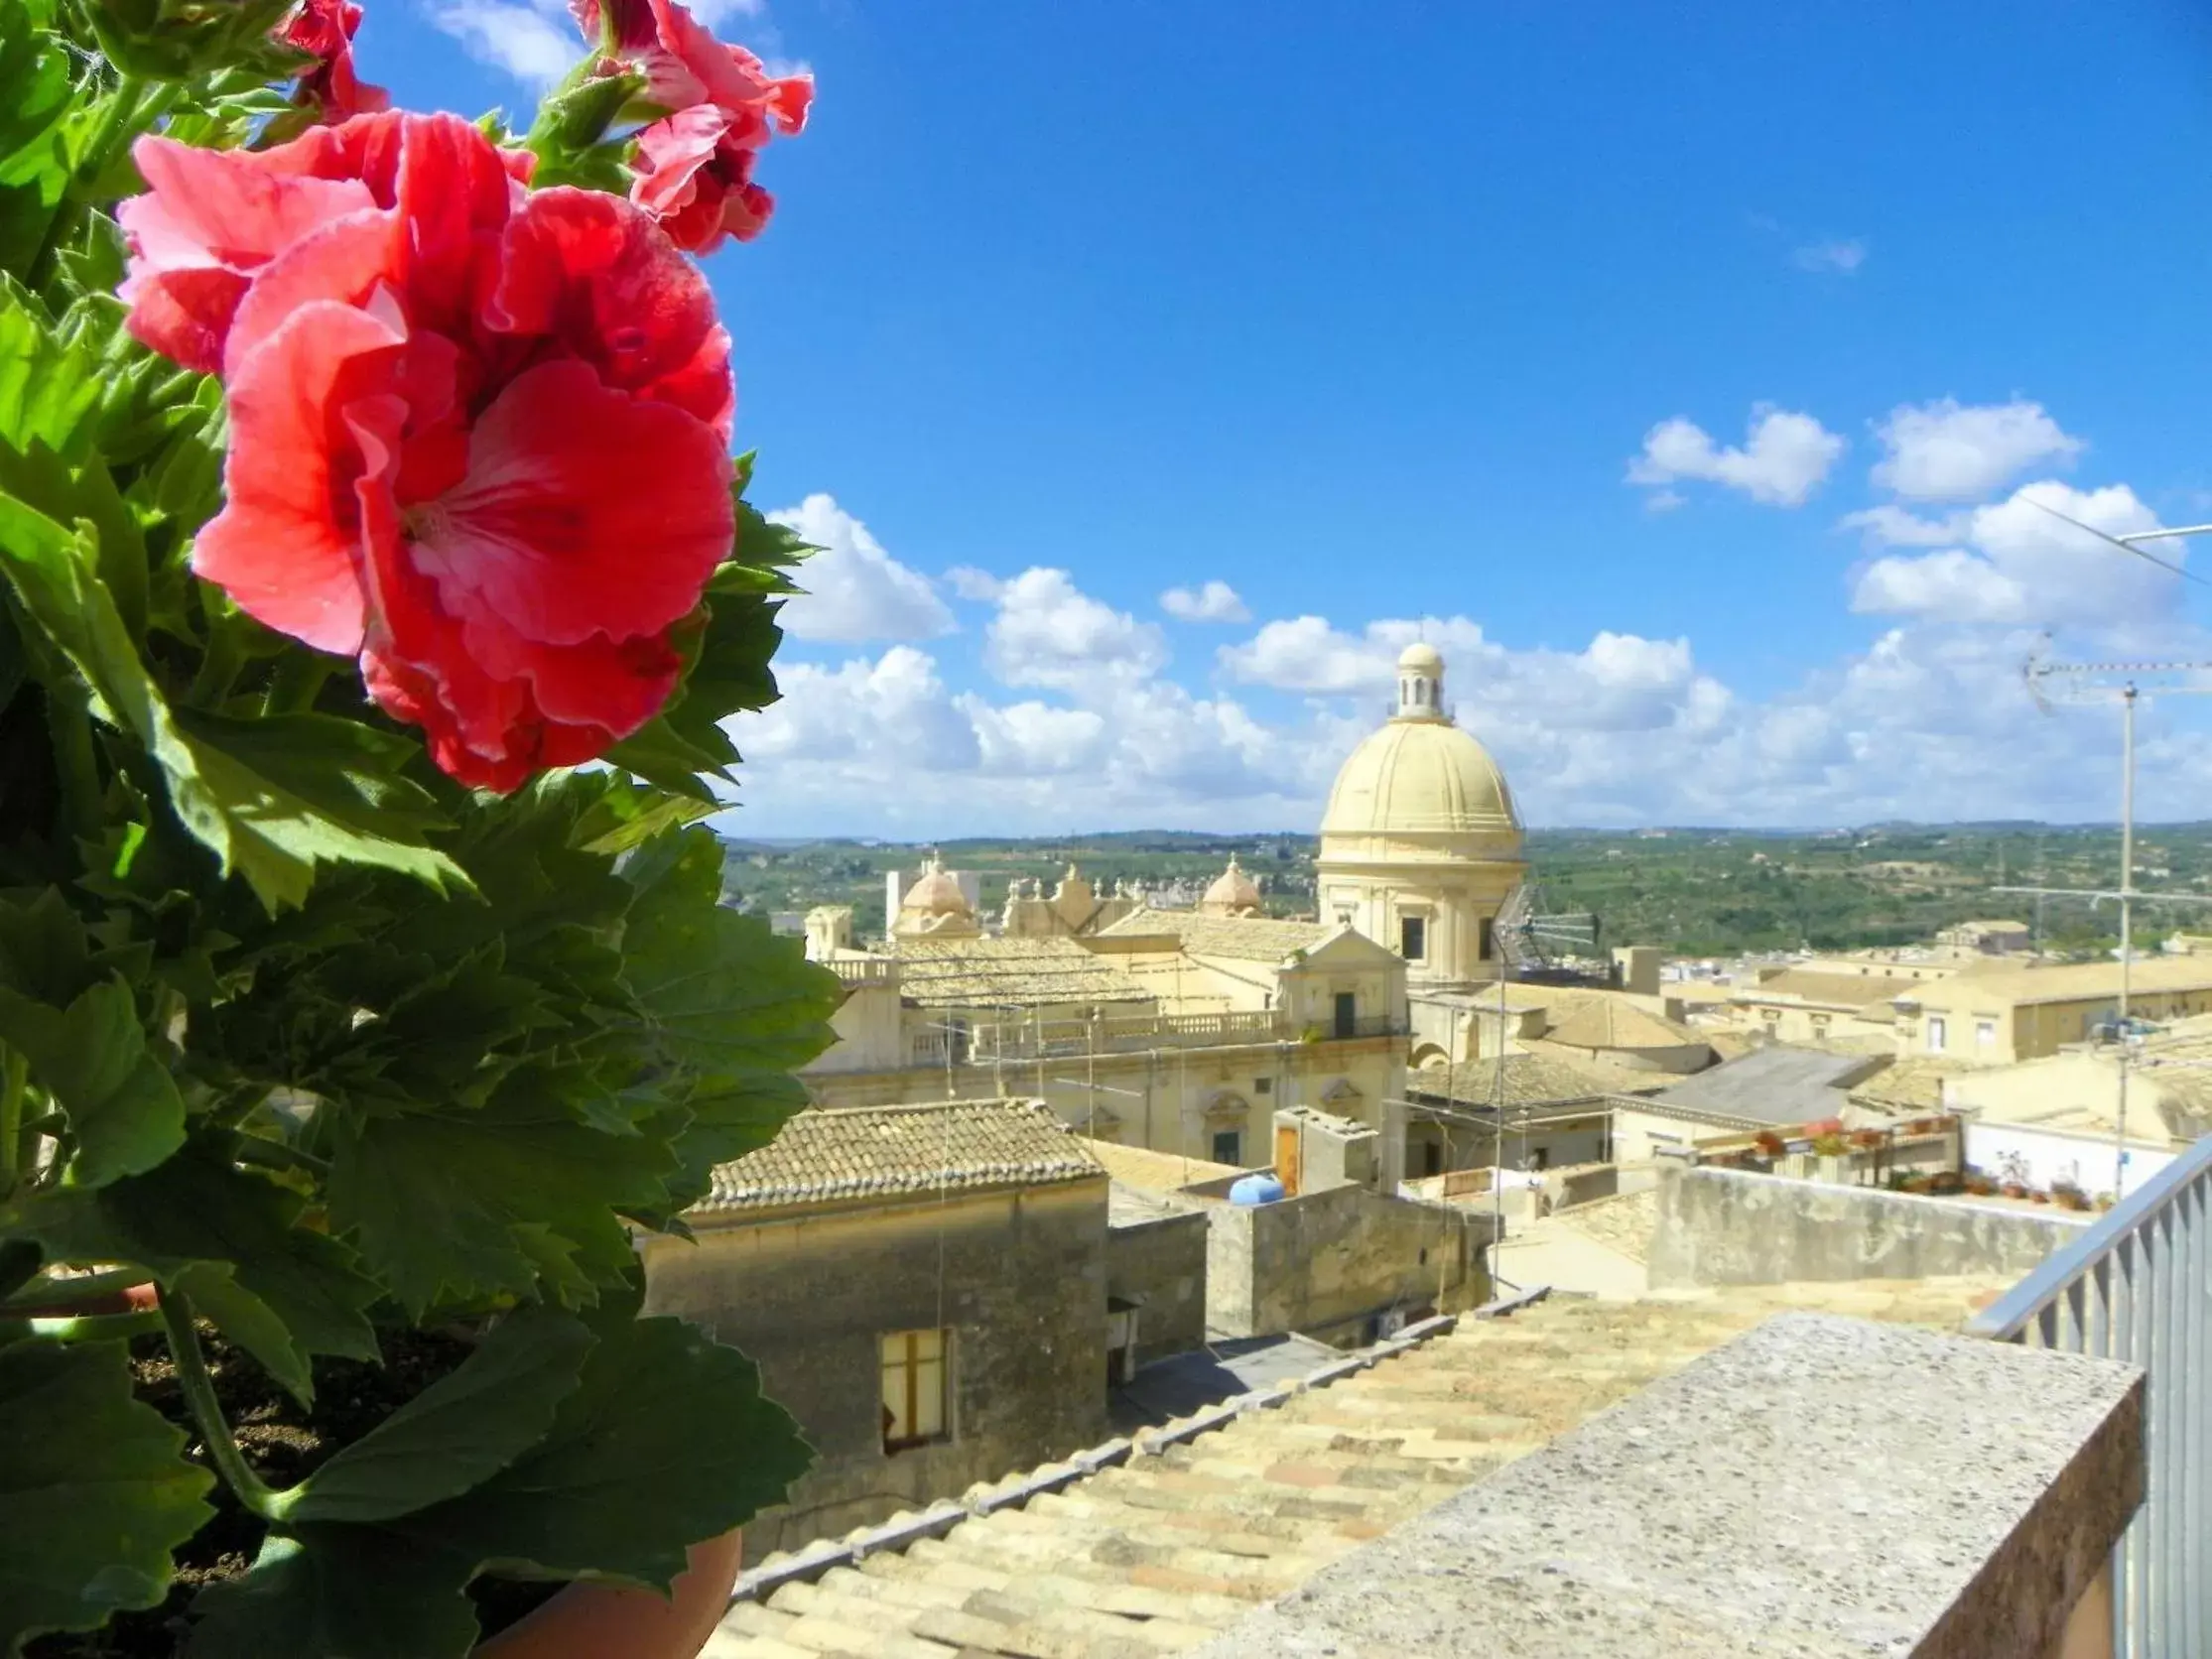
29,1325,567,1658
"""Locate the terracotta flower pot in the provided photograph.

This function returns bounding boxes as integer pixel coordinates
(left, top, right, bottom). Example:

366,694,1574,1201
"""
472,1530,743,1659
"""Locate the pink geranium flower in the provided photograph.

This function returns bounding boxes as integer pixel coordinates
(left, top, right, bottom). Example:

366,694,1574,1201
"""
572,0,811,251
279,0,392,122
120,113,733,791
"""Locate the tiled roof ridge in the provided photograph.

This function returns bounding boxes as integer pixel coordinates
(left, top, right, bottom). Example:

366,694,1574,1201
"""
699,1097,1106,1214
727,1289,1547,1607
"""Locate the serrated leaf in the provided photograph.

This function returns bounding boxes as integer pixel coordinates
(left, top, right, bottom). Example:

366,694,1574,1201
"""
0,974,185,1186
0,7,71,283
173,710,456,842
284,1308,594,1525
326,1091,676,1317
619,828,840,1077
0,276,100,455
24,1142,382,1402
0,480,467,912
185,1524,479,1659
399,1314,811,1588
0,1340,214,1650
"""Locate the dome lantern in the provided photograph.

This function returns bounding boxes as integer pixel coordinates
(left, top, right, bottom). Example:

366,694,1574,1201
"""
1396,642,1445,721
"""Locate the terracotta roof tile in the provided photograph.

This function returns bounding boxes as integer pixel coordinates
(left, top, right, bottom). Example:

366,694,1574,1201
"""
1096,907,1335,963
889,937,1155,1008
698,1098,1105,1214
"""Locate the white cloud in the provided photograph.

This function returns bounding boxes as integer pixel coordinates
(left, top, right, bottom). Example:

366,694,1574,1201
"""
1853,481,2185,628
770,495,954,644
429,0,764,82
944,567,1005,602
1852,550,2028,623
721,599,2212,837
1161,580,1251,624
1870,399,2084,503
984,569,1168,697
425,0,577,82
1626,405,1846,507
1793,239,1867,275
1837,504,1973,548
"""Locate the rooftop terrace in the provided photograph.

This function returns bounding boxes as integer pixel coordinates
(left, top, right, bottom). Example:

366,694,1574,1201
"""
706,1277,2019,1658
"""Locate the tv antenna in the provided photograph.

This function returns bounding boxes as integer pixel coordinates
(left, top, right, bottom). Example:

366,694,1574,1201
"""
2000,644,2212,1198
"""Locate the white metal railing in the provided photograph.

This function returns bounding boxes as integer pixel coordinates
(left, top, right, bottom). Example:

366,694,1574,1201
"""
1965,1131,2212,1658
824,957,897,985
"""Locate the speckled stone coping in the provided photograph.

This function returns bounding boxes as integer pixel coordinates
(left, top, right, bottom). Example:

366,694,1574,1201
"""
1195,1312,2144,1658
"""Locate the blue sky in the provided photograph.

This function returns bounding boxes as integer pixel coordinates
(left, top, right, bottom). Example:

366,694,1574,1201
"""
359,0,2212,835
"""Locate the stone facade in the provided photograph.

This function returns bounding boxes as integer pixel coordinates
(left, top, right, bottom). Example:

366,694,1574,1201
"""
1104,1197,1210,1368
1197,1181,1494,1345
641,1178,1110,1555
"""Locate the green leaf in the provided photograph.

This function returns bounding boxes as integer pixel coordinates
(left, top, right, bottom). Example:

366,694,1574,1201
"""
620,828,841,1078
326,1091,677,1317
401,1314,811,1588
168,715,472,911
0,276,100,456
0,435,149,643
0,479,467,912
185,1525,479,1659
0,1340,213,1650
25,1142,382,1402
172,711,456,843
0,974,185,1186
284,1309,595,1525
0,9,71,283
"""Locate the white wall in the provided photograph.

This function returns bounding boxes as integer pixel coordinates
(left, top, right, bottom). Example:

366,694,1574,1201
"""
1963,1121,2176,1202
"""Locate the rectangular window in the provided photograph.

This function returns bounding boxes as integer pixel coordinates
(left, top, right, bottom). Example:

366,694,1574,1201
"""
1334,991,1358,1039
1253,1077,1272,1095
1399,916,1426,961
1975,1019,1997,1049
881,1329,949,1453
1926,1016,1947,1053
1211,1128,1243,1166
1479,918,1495,960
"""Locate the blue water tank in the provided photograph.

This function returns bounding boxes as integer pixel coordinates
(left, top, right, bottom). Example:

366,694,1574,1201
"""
1229,1173,1286,1207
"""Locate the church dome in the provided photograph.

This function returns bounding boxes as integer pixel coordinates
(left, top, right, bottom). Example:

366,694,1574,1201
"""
1397,641,1443,675
900,855,971,919
1201,855,1262,915
1321,720,1520,836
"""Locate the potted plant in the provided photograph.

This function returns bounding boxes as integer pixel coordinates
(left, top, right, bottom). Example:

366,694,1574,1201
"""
0,2,839,1653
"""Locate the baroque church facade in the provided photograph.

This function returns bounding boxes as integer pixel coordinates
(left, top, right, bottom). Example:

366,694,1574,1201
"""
798,646,1537,1183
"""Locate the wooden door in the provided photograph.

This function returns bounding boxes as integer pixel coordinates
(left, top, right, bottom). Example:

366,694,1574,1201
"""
1275,1123,1301,1196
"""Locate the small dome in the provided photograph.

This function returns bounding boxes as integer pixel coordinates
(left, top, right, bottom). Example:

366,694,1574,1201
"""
1397,642,1443,674
900,855,971,917
1203,855,1262,912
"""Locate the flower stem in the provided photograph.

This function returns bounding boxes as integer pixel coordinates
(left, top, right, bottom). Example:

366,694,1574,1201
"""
229,1131,330,1179
160,1290,284,1520
265,654,336,715
44,682,102,844
0,1045,23,1195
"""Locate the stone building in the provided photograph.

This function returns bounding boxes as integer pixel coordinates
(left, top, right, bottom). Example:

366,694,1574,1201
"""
1315,643,1527,1065
639,1098,1113,1555
796,644,1690,1188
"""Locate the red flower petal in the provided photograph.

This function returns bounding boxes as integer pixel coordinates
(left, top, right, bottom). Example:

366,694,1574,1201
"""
118,136,376,371
192,302,410,654
399,356,730,647
487,187,733,439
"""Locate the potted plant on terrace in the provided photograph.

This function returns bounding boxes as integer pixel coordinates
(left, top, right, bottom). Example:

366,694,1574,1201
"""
0,1,838,1653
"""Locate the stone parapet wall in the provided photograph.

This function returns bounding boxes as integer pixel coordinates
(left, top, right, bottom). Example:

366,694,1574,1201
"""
1647,1162,2086,1290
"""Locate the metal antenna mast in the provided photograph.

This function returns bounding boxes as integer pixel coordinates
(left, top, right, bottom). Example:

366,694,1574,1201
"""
1998,649,2212,1198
